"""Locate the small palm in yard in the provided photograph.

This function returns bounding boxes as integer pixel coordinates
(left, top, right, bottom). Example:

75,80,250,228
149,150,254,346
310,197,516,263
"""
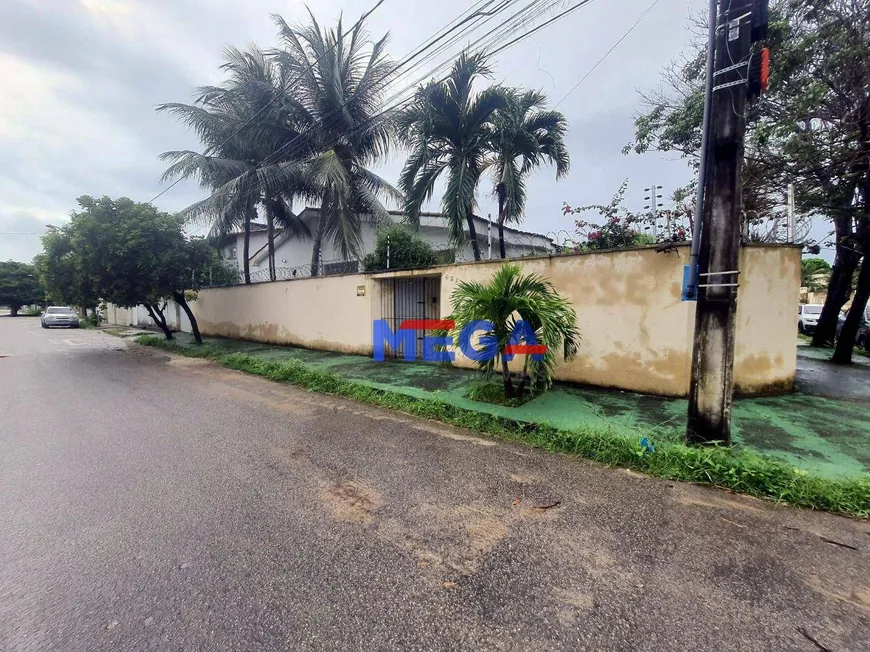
450,263,579,399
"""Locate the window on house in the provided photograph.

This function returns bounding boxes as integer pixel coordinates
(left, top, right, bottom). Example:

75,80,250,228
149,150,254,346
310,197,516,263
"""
323,260,360,276
228,247,237,260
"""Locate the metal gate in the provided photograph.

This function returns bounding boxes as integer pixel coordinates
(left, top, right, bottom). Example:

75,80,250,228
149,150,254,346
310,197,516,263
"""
379,276,441,359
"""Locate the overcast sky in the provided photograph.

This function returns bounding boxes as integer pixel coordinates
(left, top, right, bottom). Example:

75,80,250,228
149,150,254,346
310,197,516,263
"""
0,0,706,264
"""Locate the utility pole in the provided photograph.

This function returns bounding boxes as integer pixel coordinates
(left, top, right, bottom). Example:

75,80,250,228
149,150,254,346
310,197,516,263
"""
787,183,795,243
687,0,767,444
644,185,664,239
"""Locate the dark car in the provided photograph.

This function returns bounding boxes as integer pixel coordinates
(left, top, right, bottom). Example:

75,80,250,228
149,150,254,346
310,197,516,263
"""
41,306,80,329
836,306,870,349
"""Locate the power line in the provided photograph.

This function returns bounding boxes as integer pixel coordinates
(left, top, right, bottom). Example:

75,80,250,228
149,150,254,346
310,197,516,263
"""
225,0,594,210
553,0,661,109
162,0,518,218
254,0,553,171
186,0,555,215
490,0,597,56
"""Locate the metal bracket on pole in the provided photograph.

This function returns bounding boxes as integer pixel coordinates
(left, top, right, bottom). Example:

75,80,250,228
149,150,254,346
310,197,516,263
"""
697,270,740,288
712,78,747,93
713,60,749,77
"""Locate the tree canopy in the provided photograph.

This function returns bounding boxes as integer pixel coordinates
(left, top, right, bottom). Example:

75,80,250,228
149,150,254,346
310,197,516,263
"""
627,0,870,361
37,196,232,343
363,225,440,272
0,261,44,316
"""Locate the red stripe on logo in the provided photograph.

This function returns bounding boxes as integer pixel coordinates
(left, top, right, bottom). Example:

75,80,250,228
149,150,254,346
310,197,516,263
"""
398,319,455,331
504,344,547,355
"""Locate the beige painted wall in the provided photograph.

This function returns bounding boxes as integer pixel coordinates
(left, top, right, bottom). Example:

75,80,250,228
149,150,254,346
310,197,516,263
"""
192,273,379,355
435,247,697,396
733,244,800,394
168,244,799,397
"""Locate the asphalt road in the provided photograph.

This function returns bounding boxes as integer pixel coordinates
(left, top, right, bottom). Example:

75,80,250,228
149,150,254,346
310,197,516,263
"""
1,317,868,651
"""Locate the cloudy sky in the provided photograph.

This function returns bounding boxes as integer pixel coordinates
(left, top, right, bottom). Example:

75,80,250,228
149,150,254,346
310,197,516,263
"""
0,0,704,263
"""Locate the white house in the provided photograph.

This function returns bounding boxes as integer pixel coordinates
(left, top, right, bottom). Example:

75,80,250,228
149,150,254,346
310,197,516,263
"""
216,207,556,281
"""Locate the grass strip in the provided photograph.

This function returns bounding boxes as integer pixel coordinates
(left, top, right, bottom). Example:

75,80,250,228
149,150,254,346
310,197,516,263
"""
136,335,870,518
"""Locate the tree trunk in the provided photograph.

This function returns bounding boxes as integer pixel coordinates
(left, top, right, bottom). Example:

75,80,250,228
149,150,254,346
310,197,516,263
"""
173,291,202,345
9,305,20,317
497,193,507,259
833,254,870,364
812,213,859,346
266,203,276,282
243,207,253,285
500,355,515,398
466,212,482,261
515,354,532,399
145,303,173,340
310,218,325,277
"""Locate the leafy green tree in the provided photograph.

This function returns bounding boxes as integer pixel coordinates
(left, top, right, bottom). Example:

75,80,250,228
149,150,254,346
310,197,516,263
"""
398,52,510,261
449,263,580,399
273,12,401,275
626,0,870,358
158,46,311,284
490,89,569,258
363,225,439,272
34,229,100,316
801,258,832,292
0,261,43,316
38,196,223,343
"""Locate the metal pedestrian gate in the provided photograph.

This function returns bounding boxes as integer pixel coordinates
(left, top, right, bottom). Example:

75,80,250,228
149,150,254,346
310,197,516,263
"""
379,276,441,359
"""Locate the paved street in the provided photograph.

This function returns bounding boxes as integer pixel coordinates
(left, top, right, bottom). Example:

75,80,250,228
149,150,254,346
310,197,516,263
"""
1,317,868,651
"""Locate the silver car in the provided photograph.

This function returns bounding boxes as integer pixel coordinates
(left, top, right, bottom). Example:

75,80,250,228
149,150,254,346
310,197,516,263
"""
41,306,80,329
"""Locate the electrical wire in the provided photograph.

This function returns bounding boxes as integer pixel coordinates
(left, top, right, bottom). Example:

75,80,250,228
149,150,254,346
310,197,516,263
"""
247,0,584,188
182,0,598,221
553,0,661,109
254,0,564,171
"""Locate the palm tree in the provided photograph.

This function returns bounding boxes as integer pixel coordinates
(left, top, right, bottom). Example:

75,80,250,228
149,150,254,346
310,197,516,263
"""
158,46,311,283
491,89,569,258
272,12,402,275
449,263,580,399
398,51,510,261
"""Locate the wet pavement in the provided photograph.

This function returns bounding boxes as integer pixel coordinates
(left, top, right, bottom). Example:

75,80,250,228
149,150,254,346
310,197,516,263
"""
145,332,870,479
2,316,869,651
796,345,870,401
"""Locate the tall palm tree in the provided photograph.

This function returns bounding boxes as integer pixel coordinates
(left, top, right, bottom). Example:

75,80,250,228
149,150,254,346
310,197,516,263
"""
272,12,402,275
158,46,311,283
398,51,510,261
491,89,569,258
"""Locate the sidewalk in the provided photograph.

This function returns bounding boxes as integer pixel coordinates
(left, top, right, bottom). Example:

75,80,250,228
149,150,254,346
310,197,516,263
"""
138,333,870,480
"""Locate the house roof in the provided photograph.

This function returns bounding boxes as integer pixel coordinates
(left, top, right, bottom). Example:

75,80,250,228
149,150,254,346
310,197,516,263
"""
298,207,554,241
238,207,556,266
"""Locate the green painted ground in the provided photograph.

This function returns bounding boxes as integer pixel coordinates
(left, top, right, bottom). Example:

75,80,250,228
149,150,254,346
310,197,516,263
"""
155,333,870,480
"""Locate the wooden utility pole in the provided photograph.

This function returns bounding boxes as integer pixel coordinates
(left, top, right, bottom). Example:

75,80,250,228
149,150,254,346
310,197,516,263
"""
687,0,754,444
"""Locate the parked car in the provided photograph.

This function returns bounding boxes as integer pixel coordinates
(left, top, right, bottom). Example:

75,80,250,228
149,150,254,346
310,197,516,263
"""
41,306,80,329
835,306,870,349
797,304,823,334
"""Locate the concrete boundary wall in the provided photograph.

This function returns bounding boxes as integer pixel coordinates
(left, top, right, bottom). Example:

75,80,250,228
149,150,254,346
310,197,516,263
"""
108,244,800,397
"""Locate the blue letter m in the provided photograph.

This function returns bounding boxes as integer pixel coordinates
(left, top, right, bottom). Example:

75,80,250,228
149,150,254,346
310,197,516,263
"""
373,320,417,361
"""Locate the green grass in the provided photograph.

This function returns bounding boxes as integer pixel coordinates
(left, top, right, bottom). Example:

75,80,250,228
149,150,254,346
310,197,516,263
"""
135,335,870,518
466,380,536,407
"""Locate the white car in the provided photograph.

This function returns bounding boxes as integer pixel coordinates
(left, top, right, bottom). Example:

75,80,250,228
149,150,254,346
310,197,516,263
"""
798,304,823,334
41,306,80,329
